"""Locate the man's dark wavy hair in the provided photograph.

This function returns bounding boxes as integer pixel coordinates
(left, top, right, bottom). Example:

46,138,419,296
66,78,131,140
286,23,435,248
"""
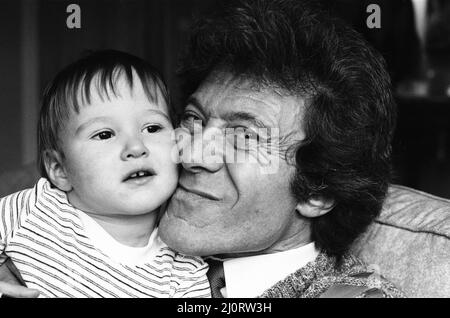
178,0,396,257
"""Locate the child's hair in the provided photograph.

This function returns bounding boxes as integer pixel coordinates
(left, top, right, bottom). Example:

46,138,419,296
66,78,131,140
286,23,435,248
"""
37,49,171,179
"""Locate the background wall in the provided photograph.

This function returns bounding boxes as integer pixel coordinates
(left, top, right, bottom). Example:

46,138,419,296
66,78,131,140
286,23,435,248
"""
0,1,22,174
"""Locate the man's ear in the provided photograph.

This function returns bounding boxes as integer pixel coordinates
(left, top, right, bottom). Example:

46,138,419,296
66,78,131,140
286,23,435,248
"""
44,150,72,192
296,196,335,218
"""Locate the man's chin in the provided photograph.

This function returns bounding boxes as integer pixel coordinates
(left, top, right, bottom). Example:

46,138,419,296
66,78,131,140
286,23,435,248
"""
158,213,218,256
158,213,197,255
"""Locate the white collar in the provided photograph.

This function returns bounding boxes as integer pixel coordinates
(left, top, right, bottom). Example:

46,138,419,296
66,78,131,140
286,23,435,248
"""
77,211,164,265
222,242,319,298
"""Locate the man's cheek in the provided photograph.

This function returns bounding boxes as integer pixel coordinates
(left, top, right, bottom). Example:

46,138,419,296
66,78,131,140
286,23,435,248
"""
227,161,259,181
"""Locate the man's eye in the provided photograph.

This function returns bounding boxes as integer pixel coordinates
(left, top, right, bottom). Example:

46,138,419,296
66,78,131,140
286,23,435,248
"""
181,112,203,131
236,128,259,141
144,125,162,133
244,130,259,142
182,111,198,120
231,128,260,150
92,131,114,140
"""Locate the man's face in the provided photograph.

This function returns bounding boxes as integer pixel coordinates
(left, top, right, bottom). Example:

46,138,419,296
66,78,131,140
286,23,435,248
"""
159,71,309,257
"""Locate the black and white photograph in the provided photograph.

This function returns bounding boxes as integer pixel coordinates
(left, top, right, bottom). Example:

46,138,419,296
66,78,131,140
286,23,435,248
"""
0,0,449,301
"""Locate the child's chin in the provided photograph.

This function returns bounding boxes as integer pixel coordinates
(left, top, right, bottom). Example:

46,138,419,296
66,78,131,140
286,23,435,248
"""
118,201,160,215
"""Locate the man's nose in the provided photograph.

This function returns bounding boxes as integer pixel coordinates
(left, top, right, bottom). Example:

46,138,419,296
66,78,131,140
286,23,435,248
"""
121,135,149,160
180,126,224,173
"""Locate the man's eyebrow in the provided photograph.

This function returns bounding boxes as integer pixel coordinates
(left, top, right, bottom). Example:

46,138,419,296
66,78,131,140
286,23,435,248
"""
76,116,111,135
223,111,268,129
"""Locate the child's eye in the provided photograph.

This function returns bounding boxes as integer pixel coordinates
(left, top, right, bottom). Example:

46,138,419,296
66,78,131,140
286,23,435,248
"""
92,131,114,140
144,125,162,133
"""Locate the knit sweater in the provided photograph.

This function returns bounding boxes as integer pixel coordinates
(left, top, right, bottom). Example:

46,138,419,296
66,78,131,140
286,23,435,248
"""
260,252,405,298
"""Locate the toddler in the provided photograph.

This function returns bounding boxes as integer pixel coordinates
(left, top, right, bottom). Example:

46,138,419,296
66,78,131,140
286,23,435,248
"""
0,50,210,298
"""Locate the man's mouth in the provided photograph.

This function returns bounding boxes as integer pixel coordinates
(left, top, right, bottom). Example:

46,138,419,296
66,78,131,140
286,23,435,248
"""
177,183,220,201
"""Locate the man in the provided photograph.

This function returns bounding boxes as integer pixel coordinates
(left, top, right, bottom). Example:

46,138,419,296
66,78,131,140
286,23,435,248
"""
0,0,403,297
158,0,403,298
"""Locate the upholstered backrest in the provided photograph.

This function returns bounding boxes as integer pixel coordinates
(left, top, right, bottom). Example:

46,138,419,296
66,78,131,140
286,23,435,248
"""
352,185,450,298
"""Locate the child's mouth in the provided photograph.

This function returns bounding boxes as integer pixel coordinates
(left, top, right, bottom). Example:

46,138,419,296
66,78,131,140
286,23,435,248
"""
124,169,155,183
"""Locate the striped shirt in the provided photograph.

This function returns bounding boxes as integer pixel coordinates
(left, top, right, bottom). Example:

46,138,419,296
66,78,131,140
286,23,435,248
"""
0,178,211,298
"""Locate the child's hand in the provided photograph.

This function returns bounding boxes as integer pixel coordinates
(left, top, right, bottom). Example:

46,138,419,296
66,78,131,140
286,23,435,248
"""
0,281,40,298
0,255,39,298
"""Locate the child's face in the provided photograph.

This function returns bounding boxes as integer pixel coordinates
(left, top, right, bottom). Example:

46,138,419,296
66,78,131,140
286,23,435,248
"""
57,73,178,216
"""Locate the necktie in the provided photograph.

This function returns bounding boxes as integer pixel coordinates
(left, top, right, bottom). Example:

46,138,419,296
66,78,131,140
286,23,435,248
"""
206,259,225,298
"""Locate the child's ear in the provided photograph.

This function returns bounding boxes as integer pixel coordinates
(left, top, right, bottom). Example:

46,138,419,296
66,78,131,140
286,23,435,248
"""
295,196,335,218
44,150,72,191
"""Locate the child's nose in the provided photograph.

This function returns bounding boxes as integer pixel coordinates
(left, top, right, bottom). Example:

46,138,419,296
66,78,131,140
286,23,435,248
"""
121,137,149,160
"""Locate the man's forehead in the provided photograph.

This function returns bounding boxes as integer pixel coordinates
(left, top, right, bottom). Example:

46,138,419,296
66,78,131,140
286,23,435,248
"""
195,72,286,110
192,72,306,126
202,69,285,94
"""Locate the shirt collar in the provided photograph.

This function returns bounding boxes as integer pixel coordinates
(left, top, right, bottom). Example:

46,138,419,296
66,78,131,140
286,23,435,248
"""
222,242,319,298
77,209,164,265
